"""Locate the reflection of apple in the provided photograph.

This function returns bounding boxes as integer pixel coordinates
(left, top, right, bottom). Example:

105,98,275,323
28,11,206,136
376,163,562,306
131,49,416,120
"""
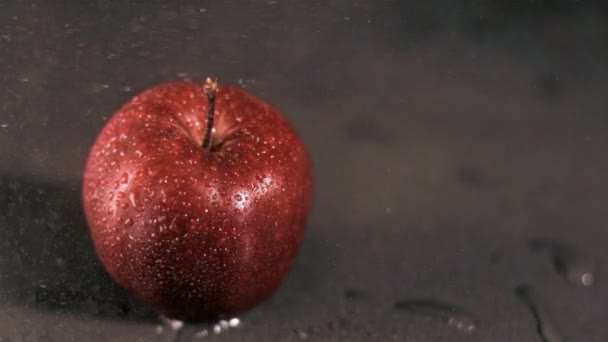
83,78,313,320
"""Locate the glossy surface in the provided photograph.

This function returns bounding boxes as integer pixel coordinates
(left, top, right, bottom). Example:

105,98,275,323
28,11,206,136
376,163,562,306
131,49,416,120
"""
2,1,608,341
82,82,313,320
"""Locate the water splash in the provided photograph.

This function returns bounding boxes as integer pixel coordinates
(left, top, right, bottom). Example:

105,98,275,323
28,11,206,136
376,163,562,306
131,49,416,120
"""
515,284,563,342
529,237,595,287
393,299,478,333
160,315,184,331
294,328,310,340
193,329,209,339
170,317,241,340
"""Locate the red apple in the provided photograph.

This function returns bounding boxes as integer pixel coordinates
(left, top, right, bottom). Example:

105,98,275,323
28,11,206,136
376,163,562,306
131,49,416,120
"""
82,78,313,321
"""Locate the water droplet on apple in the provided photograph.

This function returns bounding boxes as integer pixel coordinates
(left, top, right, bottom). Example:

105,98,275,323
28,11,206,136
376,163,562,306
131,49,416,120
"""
117,191,126,198
134,204,145,213
121,173,129,184
234,194,243,201
109,191,114,200
129,192,137,208
124,218,134,227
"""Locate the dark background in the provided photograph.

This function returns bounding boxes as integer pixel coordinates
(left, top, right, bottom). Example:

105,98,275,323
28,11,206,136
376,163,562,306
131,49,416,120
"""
1,1,607,341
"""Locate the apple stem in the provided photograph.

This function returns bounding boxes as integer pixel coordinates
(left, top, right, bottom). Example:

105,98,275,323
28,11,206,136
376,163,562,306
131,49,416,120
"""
202,77,218,150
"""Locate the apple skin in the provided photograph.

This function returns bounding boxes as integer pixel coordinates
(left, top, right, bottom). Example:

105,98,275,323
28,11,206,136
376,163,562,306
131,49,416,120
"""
82,81,313,321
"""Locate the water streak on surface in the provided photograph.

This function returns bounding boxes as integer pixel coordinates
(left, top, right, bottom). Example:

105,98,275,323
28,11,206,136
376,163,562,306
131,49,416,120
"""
529,237,595,287
393,298,478,333
515,284,563,342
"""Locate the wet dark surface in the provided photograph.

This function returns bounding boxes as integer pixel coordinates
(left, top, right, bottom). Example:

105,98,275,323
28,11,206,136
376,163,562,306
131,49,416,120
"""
1,1,608,341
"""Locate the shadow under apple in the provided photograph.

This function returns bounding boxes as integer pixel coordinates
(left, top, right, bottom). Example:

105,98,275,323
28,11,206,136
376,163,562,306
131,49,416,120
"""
0,174,156,322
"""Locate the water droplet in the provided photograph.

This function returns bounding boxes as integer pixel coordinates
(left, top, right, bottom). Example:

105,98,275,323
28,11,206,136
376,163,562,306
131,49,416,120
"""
194,329,209,339
117,191,125,198
124,218,134,226
159,315,184,331
234,194,243,202
528,238,596,287
581,272,594,286
228,317,240,328
515,284,563,342
129,192,137,208
295,329,309,339
393,299,478,334
120,173,129,184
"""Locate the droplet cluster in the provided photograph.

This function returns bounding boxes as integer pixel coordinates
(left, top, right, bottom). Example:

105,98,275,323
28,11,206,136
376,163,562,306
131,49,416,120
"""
83,81,313,320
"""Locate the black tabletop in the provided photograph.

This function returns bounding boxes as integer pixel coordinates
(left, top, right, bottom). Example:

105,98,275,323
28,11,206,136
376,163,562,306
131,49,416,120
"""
1,1,607,341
